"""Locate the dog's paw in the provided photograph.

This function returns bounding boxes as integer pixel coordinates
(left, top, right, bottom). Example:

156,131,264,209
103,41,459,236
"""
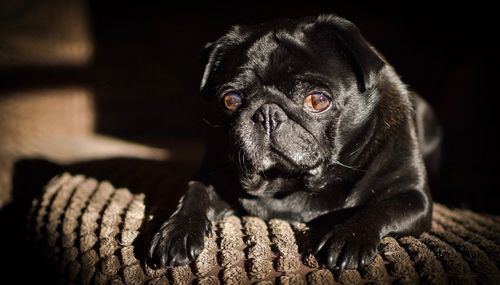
314,223,380,270
147,215,212,268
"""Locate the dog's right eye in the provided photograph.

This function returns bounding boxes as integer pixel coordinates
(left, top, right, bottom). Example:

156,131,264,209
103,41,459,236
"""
222,92,242,112
304,92,331,113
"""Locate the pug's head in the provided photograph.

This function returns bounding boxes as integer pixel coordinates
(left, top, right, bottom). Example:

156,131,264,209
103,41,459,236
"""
200,15,385,196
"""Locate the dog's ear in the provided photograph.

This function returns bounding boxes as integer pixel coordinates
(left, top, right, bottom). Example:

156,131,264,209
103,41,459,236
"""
200,26,247,98
200,41,219,97
312,15,385,92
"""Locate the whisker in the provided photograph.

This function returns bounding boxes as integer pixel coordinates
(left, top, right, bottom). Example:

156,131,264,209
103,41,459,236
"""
241,150,249,173
332,159,367,172
348,143,364,157
238,149,245,172
202,117,221,128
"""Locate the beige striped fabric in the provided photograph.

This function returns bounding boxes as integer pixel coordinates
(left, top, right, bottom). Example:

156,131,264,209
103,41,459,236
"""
28,173,500,284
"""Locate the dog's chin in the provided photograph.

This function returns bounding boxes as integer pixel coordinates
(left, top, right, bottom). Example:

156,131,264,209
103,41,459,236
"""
239,170,300,198
240,157,327,197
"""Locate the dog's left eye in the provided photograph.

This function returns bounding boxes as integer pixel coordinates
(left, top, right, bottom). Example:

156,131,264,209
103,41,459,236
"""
304,92,331,113
222,91,243,112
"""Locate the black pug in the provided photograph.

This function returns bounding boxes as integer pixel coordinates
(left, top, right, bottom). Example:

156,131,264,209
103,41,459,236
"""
146,14,441,271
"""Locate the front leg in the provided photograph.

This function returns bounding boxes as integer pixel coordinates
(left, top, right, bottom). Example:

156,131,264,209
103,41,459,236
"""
314,190,431,270
146,181,232,267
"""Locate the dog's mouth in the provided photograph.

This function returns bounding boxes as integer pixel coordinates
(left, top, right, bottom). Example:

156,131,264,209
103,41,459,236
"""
259,165,302,179
240,162,326,197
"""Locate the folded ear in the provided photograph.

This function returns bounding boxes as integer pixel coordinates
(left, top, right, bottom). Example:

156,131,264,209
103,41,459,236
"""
200,26,247,98
313,15,385,92
200,41,219,95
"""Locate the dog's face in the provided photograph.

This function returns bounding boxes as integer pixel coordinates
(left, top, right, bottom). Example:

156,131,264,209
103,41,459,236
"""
201,15,385,196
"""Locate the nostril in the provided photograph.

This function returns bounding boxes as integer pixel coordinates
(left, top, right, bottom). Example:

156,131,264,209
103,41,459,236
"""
273,109,287,123
271,107,287,132
252,112,265,124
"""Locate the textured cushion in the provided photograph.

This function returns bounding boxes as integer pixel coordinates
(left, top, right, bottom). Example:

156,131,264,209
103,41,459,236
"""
28,173,500,284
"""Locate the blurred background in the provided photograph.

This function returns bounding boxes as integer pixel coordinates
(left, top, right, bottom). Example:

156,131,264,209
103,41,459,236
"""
1,1,498,214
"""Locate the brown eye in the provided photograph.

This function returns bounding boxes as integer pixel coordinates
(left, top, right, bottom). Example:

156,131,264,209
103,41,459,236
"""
223,92,242,112
304,92,331,113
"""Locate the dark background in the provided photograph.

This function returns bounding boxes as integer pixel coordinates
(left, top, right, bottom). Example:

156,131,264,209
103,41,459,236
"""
3,1,499,213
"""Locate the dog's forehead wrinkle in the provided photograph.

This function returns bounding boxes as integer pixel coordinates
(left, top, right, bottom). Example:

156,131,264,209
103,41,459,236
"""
262,85,287,99
232,31,352,96
242,31,314,83
274,28,308,50
245,32,278,66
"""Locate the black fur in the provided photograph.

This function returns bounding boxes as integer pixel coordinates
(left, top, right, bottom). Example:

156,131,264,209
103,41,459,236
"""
146,14,439,271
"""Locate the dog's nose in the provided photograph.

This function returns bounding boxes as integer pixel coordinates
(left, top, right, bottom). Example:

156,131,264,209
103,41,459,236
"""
252,103,287,133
